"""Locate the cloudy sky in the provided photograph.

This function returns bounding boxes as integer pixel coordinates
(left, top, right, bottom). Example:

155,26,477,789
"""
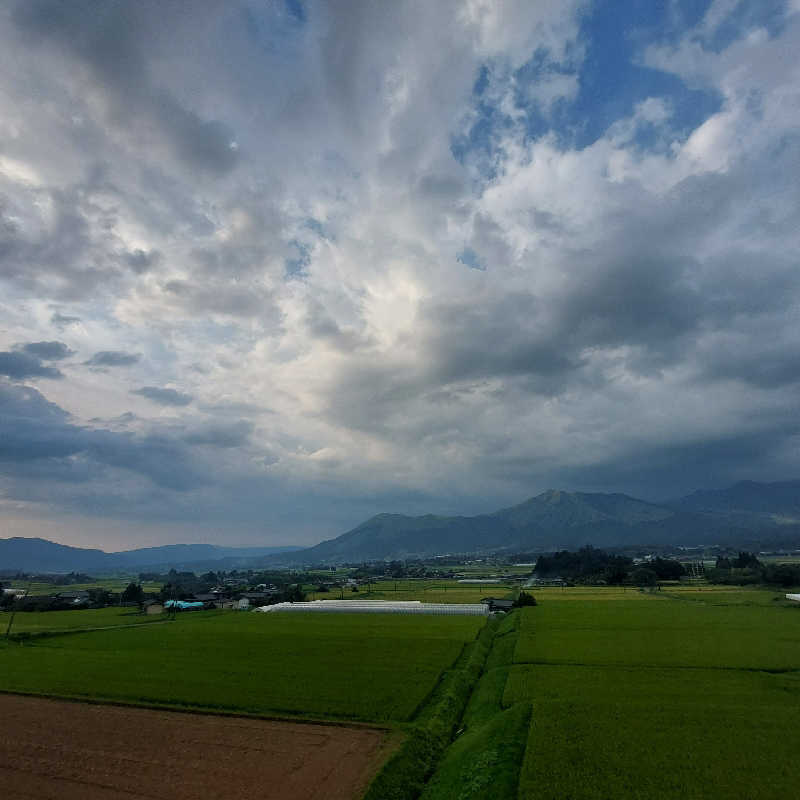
1,0,799,550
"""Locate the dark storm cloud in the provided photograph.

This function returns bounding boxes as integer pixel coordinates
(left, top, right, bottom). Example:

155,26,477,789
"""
84,351,142,367
420,292,578,389
123,248,161,274
13,0,239,175
132,386,193,406
163,279,281,320
0,189,104,300
546,424,800,503
0,380,204,491
0,351,63,380
51,312,81,328
183,420,253,448
17,341,74,360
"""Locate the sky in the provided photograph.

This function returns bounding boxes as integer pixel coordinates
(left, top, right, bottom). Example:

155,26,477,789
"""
1,0,799,550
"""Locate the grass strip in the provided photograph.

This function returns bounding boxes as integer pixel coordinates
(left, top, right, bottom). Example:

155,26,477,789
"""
362,617,499,800
417,610,529,800
419,702,532,800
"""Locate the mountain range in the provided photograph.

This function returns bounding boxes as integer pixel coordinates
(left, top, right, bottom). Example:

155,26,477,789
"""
0,541,301,574
3,480,800,572
297,481,800,563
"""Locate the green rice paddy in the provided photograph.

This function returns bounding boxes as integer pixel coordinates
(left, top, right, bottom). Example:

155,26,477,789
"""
507,587,800,799
0,610,483,723
4,606,164,634
3,583,799,798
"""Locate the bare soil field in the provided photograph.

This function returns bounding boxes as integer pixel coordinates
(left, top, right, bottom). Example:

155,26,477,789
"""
0,693,390,800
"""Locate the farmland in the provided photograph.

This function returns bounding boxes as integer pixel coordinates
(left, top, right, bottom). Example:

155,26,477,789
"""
22,577,163,596
5,606,165,635
506,587,800,799
0,610,484,723
2,584,799,799
305,578,515,604
1,693,390,800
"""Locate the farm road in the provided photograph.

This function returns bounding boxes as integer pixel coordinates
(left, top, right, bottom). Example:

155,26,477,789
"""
0,693,389,799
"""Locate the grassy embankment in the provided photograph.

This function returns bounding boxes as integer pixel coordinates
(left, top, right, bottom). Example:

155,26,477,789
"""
507,586,800,799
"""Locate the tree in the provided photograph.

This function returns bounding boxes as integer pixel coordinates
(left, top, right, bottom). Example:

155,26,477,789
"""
631,567,658,587
733,551,761,569
649,557,686,581
87,587,112,607
121,582,145,608
514,591,537,607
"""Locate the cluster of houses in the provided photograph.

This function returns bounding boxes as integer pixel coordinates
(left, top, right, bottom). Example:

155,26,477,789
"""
147,588,280,614
1,584,282,613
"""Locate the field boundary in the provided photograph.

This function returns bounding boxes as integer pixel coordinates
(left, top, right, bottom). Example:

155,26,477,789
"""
0,687,396,731
4,618,171,642
362,616,500,800
418,610,531,800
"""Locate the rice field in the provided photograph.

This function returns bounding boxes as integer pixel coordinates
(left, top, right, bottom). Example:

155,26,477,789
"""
305,578,515,604
506,587,800,799
0,610,484,723
3,606,164,634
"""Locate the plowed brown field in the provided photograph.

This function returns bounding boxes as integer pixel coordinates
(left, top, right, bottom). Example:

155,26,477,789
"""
0,693,390,800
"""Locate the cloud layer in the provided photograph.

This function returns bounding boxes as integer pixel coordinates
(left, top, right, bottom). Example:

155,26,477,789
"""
1,0,799,547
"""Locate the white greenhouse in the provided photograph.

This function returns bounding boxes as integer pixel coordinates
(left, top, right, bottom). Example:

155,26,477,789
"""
254,599,490,616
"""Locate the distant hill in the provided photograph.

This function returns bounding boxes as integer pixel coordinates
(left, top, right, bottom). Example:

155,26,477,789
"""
290,482,800,564
0,538,301,573
5,481,800,572
672,479,800,519
0,538,112,573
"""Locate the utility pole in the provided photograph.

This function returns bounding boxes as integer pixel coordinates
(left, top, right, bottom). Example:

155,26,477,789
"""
5,579,32,639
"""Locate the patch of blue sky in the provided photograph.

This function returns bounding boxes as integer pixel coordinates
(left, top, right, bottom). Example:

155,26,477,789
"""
457,247,485,271
285,240,311,278
452,0,735,168
450,99,513,179
557,0,723,148
284,0,306,24
240,0,305,54
304,217,331,240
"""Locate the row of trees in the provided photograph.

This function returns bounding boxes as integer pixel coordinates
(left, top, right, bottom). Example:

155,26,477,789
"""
534,546,687,586
707,552,800,587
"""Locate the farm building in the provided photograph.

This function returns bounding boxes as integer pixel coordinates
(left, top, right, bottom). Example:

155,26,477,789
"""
254,600,489,616
164,600,204,611
481,597,515,613
55,591,91,607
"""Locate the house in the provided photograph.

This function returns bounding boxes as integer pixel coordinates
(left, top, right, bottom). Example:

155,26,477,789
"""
55,590,91,607
239,591,276,604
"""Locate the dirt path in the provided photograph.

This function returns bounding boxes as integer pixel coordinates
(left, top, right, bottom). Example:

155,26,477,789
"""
0,693,390,800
